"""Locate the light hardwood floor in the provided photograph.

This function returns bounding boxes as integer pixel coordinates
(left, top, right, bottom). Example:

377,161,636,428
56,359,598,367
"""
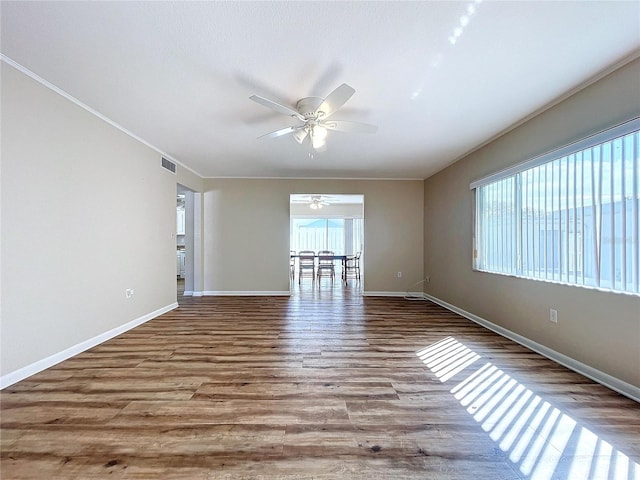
1,281,639,479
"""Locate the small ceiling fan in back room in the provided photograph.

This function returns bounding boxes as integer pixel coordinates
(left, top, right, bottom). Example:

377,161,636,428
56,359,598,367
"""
308,195,331,210
249,83,377,152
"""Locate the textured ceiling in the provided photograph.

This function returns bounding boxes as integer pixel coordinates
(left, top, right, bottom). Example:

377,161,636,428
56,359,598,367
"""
2,1,639,179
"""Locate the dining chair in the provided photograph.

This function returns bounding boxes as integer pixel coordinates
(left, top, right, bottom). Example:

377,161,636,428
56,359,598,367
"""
316,250,335,282
290,250,296,279
345,251,361,281
298,250,316,284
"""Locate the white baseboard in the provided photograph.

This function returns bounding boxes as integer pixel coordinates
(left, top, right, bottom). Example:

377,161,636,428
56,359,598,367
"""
0,302,179,390
422,293,640,403
202,291,291,296
183,290,194,296
362,291,406,297
195,290,406,297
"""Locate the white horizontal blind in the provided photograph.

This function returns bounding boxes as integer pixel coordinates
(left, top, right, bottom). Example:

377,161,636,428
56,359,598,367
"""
473,121,639,295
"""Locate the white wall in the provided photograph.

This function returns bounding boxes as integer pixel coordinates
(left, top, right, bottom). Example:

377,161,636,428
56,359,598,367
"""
423,57,640,391
1,62,178,382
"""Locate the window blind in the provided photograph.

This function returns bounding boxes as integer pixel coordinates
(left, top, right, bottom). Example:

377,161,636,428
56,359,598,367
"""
472,118,639,295
470,118,640,190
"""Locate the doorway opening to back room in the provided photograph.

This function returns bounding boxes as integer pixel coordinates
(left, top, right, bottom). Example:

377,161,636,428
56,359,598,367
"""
176,184,195,300
289,194,364,293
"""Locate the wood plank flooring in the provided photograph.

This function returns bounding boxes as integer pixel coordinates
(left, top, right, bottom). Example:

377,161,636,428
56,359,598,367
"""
1,283,639,479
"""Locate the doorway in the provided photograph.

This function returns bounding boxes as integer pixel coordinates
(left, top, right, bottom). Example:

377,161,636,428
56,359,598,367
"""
289,194,364,290
176,184,196,299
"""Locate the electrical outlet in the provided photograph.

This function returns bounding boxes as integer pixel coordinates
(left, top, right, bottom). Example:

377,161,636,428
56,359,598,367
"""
125,288,134,299
549,308,558,323
397,272,402,278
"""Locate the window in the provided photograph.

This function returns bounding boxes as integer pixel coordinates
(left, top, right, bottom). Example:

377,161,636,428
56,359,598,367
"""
472,118,639,295
290,218,363,254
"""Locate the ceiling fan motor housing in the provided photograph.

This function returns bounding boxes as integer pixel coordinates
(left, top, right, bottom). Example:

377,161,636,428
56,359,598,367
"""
296,97,325,120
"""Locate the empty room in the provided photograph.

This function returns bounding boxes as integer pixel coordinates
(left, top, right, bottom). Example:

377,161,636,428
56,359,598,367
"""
1,1,639,479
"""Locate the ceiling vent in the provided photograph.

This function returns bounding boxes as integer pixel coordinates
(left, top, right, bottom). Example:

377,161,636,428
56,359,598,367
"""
161,157,176,174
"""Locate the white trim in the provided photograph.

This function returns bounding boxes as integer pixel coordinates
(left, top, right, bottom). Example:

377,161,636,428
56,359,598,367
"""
0,54,203,179
470,117,640,189
471,268,640,298
183,290,194,296
362,291,407,297
422,293,640,403
455,50,640,182
0,302,178,390
202,291,291,296
204,176,423,181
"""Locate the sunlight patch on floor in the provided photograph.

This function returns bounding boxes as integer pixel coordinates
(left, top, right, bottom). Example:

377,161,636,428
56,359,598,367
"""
417,337,639,480
416,336,481,382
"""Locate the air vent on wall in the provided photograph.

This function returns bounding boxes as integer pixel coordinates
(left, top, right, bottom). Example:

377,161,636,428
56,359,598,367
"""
161,157,176,174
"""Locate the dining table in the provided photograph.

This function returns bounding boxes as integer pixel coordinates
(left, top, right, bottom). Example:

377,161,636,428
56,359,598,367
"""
290,253,349,285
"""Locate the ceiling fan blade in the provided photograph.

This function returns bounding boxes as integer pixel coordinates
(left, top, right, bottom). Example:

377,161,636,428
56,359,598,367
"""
249,95,305,121
323,120,378,134
316,83,355,119
257,126,301,140
293,128,309,144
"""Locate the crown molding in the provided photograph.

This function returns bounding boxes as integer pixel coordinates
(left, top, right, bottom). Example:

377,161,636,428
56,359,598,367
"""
438,49,640,177
1,54,204,179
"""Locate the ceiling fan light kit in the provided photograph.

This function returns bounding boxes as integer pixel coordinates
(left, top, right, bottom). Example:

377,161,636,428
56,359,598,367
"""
311,125,327,149
250,83,377,152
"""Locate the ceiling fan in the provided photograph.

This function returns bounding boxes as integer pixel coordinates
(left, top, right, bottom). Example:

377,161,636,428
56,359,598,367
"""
308,195,331,209
249,83,377,151
291,194,332,209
